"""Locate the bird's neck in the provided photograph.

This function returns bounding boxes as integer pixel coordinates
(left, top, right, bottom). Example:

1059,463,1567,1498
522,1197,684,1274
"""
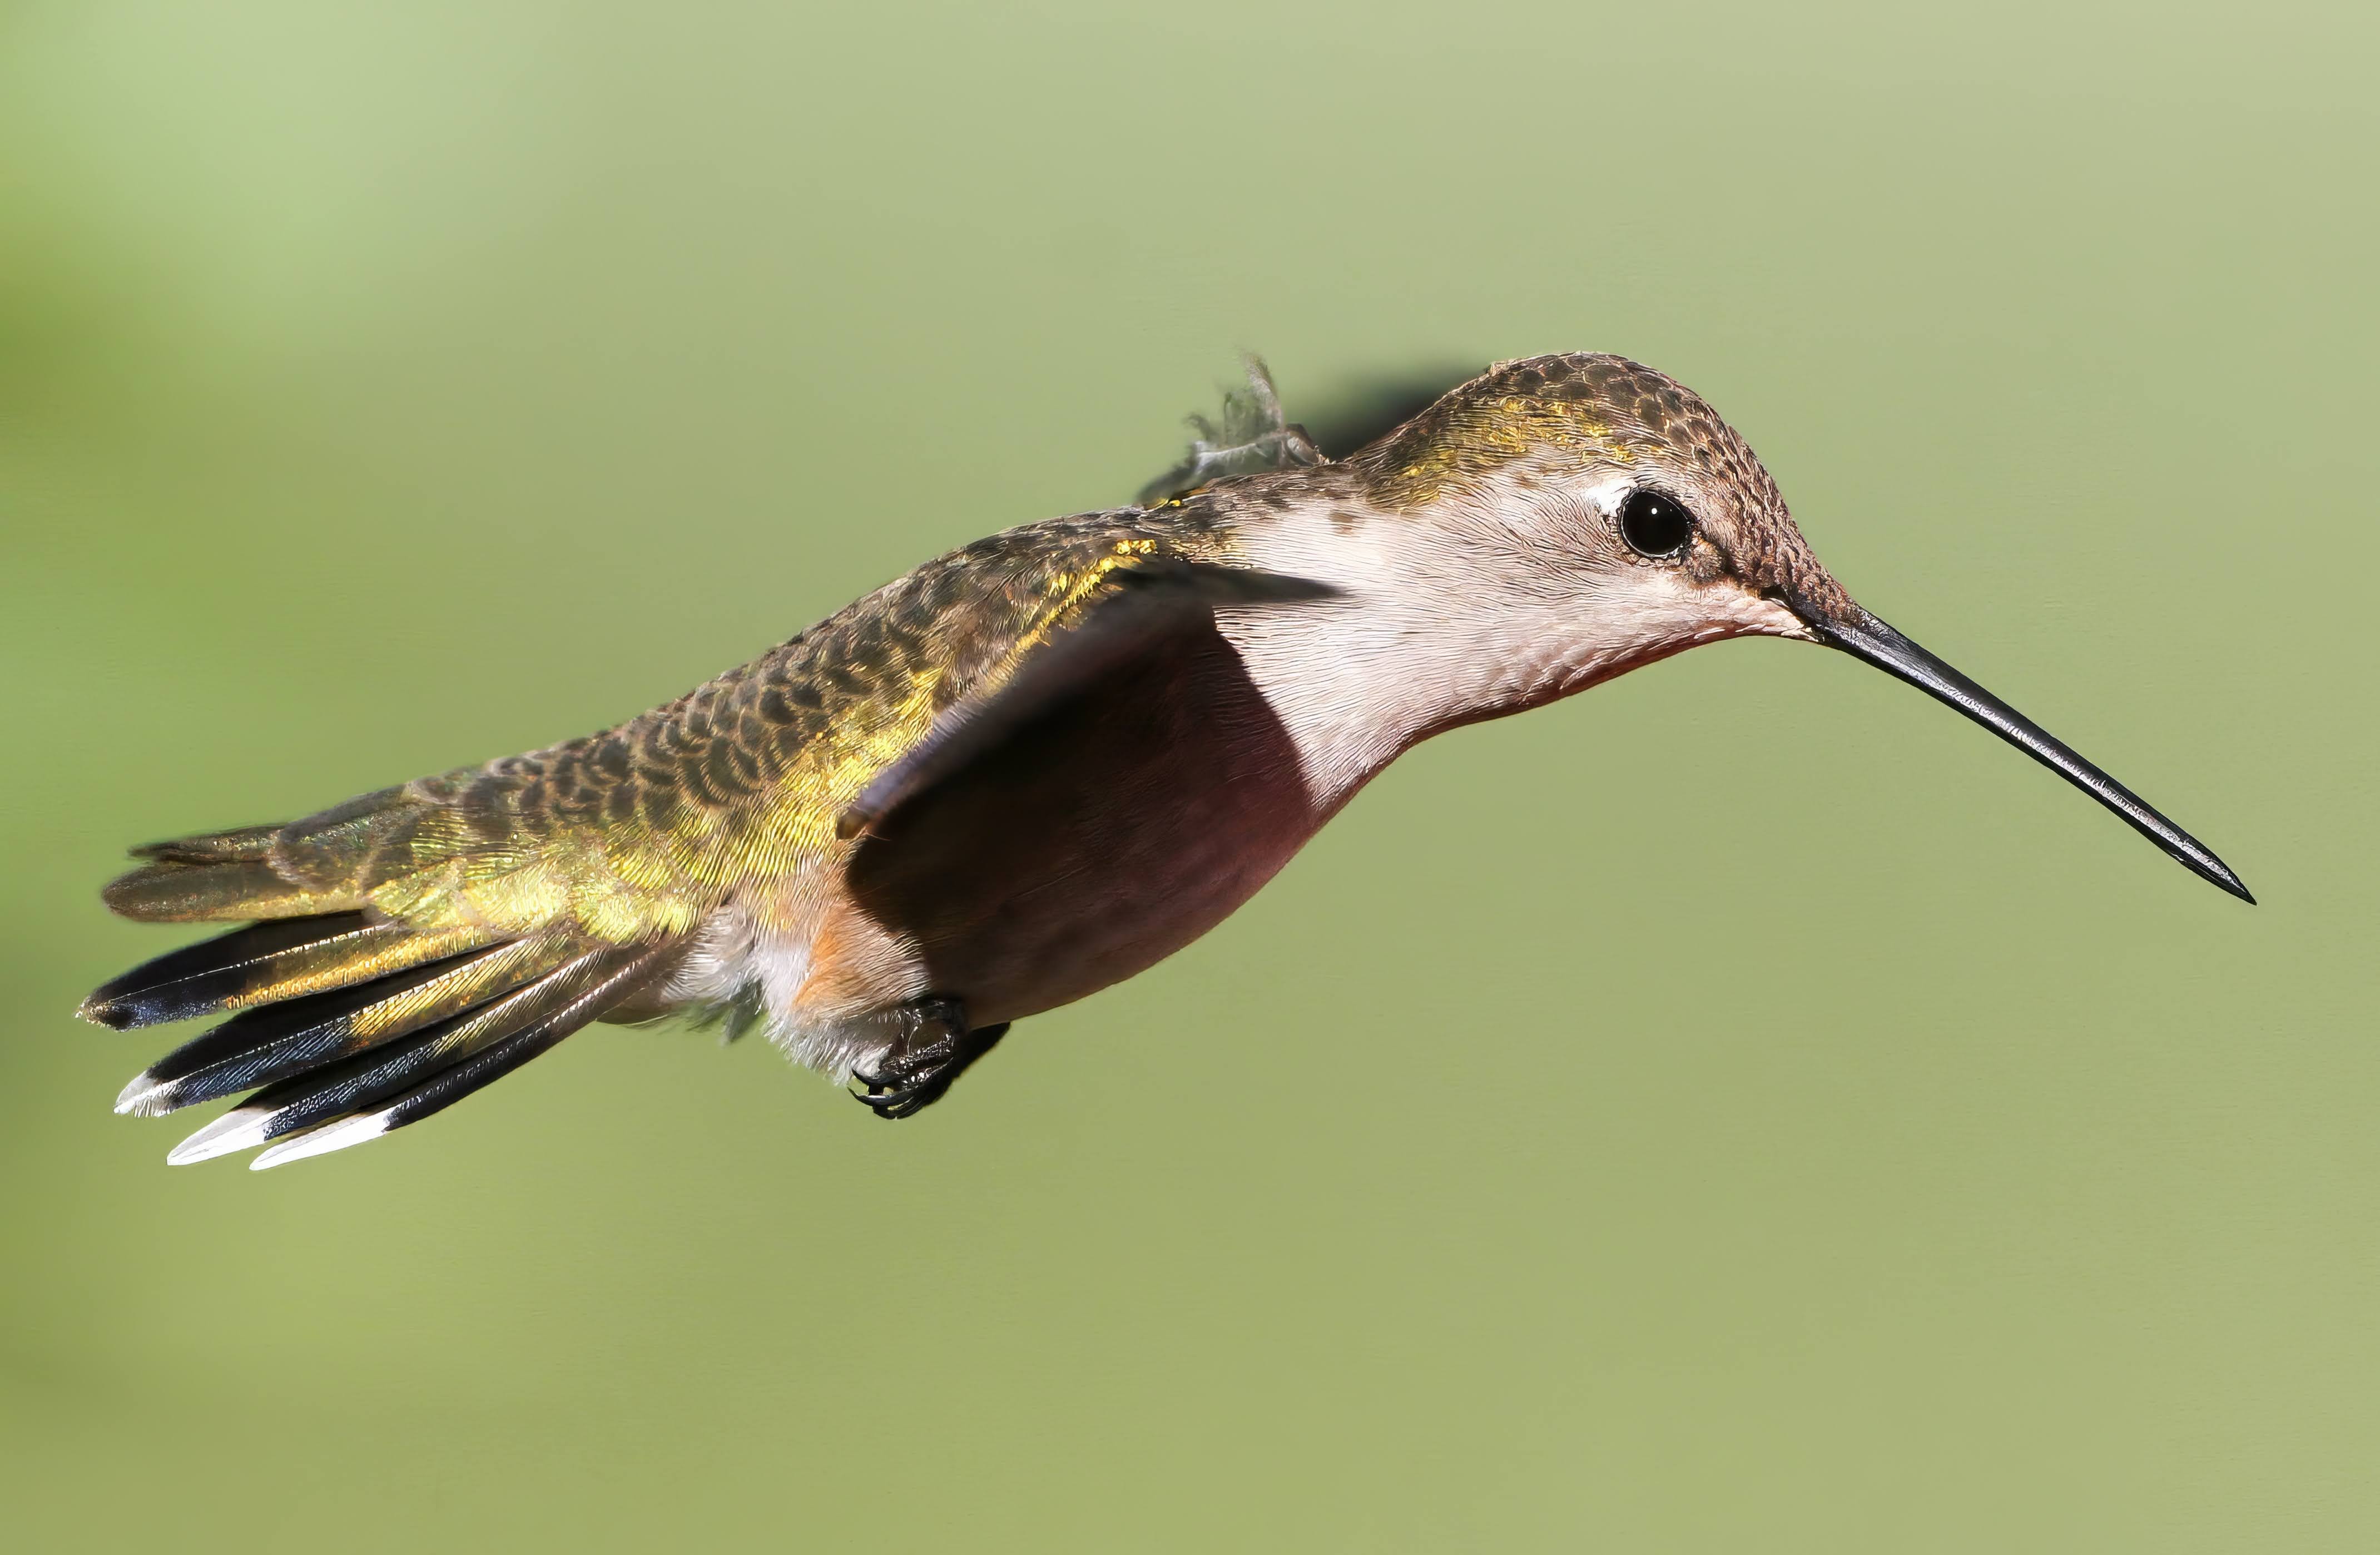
1215,495,1623,810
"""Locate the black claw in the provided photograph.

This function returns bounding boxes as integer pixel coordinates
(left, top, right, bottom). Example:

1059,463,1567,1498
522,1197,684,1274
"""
858,1081,938,1120
844,1004,1009,1121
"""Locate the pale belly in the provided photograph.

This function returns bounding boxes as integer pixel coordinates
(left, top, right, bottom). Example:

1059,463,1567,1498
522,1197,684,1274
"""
839,618,1325,1026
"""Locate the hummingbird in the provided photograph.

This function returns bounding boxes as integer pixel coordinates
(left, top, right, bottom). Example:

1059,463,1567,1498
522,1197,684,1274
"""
79,353,2252,1169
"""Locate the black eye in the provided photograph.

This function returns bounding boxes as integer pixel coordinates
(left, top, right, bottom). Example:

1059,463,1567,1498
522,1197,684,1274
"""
1618,489,1694,559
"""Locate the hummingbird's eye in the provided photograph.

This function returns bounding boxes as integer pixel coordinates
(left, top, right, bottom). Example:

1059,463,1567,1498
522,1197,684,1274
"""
1618,489,1695,559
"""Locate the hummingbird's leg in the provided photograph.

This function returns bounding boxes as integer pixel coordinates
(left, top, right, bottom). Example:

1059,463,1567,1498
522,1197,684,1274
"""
849,995,1011,1120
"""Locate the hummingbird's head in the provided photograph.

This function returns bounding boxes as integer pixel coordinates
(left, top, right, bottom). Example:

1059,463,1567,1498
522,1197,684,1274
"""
1317,352,2249,900
1347,352,1855,657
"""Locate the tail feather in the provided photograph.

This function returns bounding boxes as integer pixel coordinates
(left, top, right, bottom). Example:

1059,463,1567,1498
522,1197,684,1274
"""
91,781,703,1166
100,859,368,923
128,825,281,864
97,786,423,924
170,943,669,1167
81,913,492,1031
114,934,585,1117
252,968,661,1170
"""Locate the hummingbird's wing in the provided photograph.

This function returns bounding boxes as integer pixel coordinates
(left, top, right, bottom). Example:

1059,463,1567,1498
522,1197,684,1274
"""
835,557,1338,839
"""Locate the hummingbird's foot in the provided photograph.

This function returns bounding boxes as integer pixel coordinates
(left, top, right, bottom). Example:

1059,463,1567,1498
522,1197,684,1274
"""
849,997,1010,1120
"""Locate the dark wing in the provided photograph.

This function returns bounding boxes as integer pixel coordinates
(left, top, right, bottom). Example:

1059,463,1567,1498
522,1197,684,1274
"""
835,558,1337,840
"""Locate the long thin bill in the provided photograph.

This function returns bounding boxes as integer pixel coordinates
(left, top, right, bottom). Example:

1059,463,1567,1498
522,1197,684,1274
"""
1800,607,2253,903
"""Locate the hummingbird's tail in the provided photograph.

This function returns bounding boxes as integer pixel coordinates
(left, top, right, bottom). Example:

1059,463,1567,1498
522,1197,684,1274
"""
82,811,676,1168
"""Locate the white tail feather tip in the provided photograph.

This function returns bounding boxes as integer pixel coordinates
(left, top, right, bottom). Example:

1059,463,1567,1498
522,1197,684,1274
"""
251,1113,389,1170
115,1072,172,1117
166,1108,273,1165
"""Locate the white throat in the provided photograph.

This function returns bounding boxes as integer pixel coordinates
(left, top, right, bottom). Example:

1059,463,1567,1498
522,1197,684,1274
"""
1217,486,1800,808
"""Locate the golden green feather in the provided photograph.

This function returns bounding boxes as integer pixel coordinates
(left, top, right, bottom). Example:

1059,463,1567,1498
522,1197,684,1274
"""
106,507,1244,946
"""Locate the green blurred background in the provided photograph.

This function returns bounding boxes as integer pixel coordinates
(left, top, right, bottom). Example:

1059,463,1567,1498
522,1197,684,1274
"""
3,2,2373,1549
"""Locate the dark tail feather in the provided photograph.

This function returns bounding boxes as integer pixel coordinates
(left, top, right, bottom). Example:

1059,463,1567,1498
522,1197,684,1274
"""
114,935,585,1117
166,943,671,1168
81,913,493,1031
257,1017,588,1167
